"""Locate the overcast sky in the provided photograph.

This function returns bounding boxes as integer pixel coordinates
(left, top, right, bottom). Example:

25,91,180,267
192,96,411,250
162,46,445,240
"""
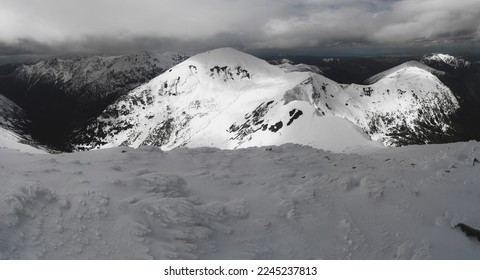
1,0,480,57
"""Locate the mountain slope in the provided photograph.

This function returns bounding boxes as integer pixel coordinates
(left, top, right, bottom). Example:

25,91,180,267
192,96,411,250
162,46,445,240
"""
419,54,480,143
0,94,44,153
303,64,459,146
0,52,187,149
0,127,44,153
72,48,459,151
365,61,445,84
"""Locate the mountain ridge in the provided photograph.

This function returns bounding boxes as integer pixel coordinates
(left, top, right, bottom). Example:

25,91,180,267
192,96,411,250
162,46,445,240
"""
71,48,459,152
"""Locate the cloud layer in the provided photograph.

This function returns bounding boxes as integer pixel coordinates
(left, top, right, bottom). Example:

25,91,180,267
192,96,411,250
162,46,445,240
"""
1,0,479,55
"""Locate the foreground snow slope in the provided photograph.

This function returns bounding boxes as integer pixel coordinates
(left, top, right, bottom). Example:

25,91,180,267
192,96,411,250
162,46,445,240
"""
1,142,480,259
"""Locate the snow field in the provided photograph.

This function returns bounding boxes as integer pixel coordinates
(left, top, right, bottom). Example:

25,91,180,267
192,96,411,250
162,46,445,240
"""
1,142,480,259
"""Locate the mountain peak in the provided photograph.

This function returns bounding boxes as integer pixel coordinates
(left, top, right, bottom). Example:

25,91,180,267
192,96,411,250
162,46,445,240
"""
183,47,285,79
365,60,443,84
421,53,470,69
205,47,245,54
424,53,456,62
192,47,258,63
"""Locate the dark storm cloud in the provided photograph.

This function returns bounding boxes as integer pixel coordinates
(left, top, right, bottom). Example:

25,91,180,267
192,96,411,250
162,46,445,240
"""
0,34,249,57
1,0,479,55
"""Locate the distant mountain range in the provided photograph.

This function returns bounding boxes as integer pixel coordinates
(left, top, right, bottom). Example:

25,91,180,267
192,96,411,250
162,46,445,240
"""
1,49,479,153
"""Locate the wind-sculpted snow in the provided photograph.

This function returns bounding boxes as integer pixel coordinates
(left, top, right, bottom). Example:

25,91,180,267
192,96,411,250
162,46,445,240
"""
1,142,480,259
73,48,459,152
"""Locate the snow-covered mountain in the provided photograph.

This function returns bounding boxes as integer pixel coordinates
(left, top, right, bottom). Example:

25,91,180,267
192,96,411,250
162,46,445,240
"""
418,54,480,143
290,64,459,146
0,94,44,153
273,58,324,74
365,61,445,84
0,51,187,148
72,48,459,152
421,53,471,70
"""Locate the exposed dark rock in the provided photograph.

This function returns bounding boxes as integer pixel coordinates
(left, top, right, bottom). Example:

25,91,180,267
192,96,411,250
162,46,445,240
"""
287,109,303,126
269,121,283,132
455,223,480,242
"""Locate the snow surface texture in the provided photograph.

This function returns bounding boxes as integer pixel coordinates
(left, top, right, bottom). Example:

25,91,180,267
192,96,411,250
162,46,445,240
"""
1,142,480,259
74,48,459,152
